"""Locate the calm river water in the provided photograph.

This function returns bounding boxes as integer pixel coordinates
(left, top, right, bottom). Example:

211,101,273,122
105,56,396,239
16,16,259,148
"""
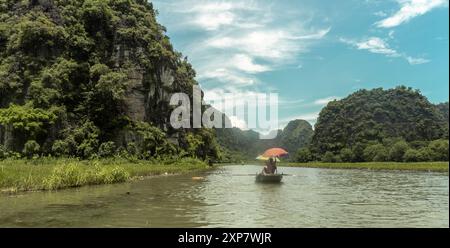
0,165,448,227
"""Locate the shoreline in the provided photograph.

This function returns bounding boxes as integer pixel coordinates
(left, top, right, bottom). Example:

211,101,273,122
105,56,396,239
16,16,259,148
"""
0,158,212,194
280,162,449,172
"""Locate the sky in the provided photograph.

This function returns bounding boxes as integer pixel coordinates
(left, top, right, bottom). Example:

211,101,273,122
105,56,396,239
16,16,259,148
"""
152,0,449,130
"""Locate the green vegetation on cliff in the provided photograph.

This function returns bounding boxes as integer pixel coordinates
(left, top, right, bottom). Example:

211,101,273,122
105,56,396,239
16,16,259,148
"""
303,87,448,163
279,119,313,154
0,0,220,161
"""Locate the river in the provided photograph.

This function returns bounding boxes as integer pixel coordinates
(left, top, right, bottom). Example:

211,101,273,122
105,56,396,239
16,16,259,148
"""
0,165,448,227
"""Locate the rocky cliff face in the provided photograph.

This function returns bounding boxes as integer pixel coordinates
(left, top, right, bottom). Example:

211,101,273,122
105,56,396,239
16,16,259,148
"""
114,44,176,127
0,0,215,158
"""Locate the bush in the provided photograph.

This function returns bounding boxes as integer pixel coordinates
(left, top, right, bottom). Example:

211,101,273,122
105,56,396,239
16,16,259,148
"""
428,139,449,161
51,140,70,157
0,144,7,159
133,122,176,159
22,140,41,158
74,121,100,158
98,141,116,158
389,140,410,162
351,142,366,162
43,163,84,190
0,104,58,141
417,147,432,162
101,166,130,184
333,155,342,163
339,148,354,162
322,152,336,162
363,144,388,162
126,142,138,157
409,140,429,149
295,148,313,163
403,149,420,162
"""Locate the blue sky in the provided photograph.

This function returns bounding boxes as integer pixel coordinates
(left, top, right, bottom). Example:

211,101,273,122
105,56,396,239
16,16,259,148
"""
153,0,449,129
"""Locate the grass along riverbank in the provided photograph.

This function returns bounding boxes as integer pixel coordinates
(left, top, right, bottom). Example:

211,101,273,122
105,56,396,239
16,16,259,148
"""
0,158,210,193
281,162,449,172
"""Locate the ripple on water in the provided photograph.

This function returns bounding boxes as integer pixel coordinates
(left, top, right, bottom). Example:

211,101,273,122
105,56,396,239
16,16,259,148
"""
0,165,448,227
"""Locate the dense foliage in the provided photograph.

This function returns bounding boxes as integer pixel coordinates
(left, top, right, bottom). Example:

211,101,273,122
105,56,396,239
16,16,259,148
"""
305,87,448,162
0,0,220,161
278,119,313,154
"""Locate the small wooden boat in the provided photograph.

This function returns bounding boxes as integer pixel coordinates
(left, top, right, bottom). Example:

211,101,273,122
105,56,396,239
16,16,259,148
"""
255,173,283,183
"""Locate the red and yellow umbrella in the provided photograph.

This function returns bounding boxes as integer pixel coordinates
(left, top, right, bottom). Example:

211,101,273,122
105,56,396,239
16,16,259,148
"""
262,148,288,158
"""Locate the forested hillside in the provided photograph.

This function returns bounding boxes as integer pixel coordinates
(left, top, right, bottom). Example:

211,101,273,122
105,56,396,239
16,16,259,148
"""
278,120,313,154
0,0,220,161
304,87,448,162
215,119,313,162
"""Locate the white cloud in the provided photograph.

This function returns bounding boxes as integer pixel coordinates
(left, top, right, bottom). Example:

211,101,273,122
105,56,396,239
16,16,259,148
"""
341,36,430,65
374,10,388,17
158,0,330,91
406,56,431,65
178,1,260,31
154,0,331,132
314,96,341,106
199,68,257,86
341,37,400,56
206,28,330,61
193,12,235,30
376,0,448,28
230,54,270,73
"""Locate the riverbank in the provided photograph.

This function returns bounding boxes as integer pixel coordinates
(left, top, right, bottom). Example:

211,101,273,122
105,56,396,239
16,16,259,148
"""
281,162,449,172
0,158,210,194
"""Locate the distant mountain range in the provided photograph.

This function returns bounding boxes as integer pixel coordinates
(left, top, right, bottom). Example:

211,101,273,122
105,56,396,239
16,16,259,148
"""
216,86,449,162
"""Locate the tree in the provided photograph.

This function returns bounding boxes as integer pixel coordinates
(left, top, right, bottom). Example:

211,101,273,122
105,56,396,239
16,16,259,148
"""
51,140,70,157
340,148,354,162
0,104,58,139
296,148,313,163
0,145,8,159
351,142,367,162
98,141,116,158
389,140,410,162
23,140,40,158
403,149,420,162
364,144,388,162
322,152,336,163
428,139,449,161
417,147,432,162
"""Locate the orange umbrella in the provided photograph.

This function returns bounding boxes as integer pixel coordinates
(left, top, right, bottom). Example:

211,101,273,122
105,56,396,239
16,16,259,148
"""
262,148,288,158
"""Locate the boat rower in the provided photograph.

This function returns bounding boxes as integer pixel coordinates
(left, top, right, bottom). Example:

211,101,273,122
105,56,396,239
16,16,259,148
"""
263,157,277,175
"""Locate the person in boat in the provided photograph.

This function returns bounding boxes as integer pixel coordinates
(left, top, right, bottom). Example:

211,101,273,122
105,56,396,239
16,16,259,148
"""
263,157,277,174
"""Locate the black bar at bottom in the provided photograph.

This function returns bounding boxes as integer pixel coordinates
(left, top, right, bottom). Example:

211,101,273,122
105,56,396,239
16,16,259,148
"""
0,228,447,247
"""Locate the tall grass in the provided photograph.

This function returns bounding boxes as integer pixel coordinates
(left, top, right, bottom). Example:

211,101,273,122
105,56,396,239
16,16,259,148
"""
42,163,130,190
0,157,209,193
